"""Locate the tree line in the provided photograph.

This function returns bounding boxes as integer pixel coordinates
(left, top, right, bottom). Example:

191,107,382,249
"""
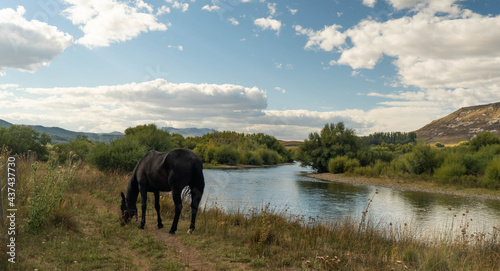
295,122,500,189
6,122,500,189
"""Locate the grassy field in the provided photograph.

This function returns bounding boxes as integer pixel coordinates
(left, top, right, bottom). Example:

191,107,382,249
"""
1,158,500,270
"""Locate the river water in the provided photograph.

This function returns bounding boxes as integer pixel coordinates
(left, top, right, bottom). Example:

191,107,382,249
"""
202,163,500,240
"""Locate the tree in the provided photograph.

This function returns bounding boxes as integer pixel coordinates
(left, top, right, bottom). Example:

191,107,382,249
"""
0,125,51,158
124,124,180,152
296,122,363,172
469,132,500,151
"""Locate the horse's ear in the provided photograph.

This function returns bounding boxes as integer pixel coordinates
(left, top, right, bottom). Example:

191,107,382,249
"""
121,192,126,201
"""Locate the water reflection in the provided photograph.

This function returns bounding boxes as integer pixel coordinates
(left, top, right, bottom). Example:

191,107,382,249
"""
202,163,500,237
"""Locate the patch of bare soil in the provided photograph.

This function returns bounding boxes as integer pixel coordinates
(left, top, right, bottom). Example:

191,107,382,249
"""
147,224,216,271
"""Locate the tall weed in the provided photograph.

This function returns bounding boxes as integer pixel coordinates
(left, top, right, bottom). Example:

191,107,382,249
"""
26,156,78,234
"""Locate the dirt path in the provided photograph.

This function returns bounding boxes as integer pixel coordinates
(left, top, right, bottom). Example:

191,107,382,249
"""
82,192,218,270
147,223,216,271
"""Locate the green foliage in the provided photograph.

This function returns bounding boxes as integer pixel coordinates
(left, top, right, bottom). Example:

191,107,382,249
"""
26,158,77,234
435,142,445,148
191,131,289,166
54,135,95,164
361,131,417,146
0,125,51,159
124,124,180,152
404,142,438,175
470,132,500,151
88,137,148,172
214,145,239,165
482,158,500,189
328,156,360,174
297,122,363,172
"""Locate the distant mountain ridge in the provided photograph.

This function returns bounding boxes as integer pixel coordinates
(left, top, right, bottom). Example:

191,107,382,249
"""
0,119,216,144
161,127,217,138
0,119,125,144
415,102,500,145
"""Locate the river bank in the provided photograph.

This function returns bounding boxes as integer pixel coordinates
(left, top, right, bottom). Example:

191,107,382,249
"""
309,173,500,201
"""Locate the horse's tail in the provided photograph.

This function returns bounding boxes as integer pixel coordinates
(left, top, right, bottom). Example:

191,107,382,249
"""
191,160,205,196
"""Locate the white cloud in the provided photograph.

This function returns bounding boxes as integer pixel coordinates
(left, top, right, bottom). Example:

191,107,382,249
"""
294,25,346,52
267,3,277,16
1,79,268,133
288,7,298,15
0,77,466,139
168,45,183,51
274,87,286,93
295,5,500,110
168,0,189,12
62,0,167,48
156,6,171,15
201,5,220,12
228,17,239,25
254,17,282,35
363,0,377,8
0,6,73,74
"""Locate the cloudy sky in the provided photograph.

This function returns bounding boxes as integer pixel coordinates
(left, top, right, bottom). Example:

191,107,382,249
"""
1,0,500,140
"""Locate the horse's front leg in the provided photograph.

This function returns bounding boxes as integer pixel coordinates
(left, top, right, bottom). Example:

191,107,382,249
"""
139,188,147,229
154,190,163,229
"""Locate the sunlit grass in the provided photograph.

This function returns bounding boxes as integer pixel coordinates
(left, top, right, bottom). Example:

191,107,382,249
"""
1,157,499,270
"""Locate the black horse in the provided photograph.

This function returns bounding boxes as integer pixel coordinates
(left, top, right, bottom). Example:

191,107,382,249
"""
120,149,205,234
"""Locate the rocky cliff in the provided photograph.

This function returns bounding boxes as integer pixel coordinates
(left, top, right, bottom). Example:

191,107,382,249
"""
415,102,500,145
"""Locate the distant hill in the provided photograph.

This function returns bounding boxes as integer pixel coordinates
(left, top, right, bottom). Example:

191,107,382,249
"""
161,127,216,137
0,119,124,144
415,102,500,145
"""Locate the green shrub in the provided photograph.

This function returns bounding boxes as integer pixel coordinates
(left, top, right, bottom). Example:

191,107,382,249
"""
482,158,500,189
469,131,500,151
88,137,148,172
205,145,217,163
328,156,360,174
214,145,239,165
26,159,77,234
256,149,282,165
404,142,438,175
434,162,467,184
245,151,264,166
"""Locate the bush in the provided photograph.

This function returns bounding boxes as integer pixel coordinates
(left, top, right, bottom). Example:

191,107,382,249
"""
256,149,282,165
470,132,500,151
245,151,264,166
482,158,500,189
26,159,77,234
214,145,239,165
435,142,445,148
404,142,438,175
88,137,148,172
328,156,360,174
434,162,467,184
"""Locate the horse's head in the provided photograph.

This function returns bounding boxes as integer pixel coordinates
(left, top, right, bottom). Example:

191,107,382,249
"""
120,192,136,225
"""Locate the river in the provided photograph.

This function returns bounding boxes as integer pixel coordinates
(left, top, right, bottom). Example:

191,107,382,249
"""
202,163,500,240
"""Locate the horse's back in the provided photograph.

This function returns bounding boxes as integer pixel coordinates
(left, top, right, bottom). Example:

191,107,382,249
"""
138,149,203,192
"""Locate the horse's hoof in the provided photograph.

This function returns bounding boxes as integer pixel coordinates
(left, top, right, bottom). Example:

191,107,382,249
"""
169,230,176,235
158,224,164,229
138,225,145,229
187,229,194,235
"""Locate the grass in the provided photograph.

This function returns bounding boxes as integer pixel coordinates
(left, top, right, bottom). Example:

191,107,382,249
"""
1,157,499,270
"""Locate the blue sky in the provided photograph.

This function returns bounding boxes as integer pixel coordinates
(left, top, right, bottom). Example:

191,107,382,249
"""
1,0,500,140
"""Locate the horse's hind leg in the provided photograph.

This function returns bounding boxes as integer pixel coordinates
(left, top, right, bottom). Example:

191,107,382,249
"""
169,189,182,234
154,191,163,229
139,188,148,229
188,184,204,234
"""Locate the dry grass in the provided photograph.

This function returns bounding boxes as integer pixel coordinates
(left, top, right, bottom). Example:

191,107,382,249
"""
1,158,499,270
